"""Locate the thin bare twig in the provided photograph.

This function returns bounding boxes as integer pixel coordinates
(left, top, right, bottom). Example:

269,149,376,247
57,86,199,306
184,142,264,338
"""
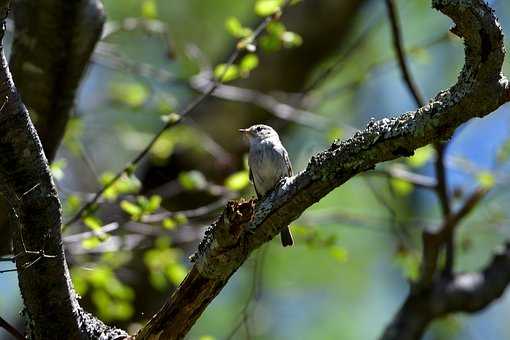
0,316,24,340
63,222,119,243
225,245,267,340
368,167,437,189
385,0,424,107
363,177,411,247
141,196,232,224
301,13,384,96
191,72,331,130
316,32,451,105
420,188,487,287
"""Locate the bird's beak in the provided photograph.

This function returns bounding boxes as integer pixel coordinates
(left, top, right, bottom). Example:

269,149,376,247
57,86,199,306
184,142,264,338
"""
239,128,250,134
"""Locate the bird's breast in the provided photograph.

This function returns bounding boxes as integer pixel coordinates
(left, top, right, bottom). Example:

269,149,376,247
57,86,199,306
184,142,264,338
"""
249,142,289,196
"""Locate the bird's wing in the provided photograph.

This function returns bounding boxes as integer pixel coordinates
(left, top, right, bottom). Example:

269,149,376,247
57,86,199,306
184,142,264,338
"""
249,168,261,198
284,149,293,176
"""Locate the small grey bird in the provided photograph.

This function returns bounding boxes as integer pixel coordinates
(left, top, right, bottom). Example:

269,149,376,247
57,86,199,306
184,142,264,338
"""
239,124,294,247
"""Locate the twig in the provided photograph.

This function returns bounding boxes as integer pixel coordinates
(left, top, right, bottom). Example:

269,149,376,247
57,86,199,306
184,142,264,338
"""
435,143,453,276
191,72,332,130
420,188,487,287
363,177,410,247
225,245,267,340
385,0,424,107
368,167,437,189
0,316,24,340
141,196,232,224
317,32,451,104
301,13,384,96
101,17,175,58
63,7,289,230
63,222,119,243
92,44,182,84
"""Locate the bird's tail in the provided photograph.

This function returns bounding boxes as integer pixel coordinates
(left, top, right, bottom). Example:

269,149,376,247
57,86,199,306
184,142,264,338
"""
280,226,293,247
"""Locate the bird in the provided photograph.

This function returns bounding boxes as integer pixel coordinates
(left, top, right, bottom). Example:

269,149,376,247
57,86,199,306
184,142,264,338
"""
239,124,294,247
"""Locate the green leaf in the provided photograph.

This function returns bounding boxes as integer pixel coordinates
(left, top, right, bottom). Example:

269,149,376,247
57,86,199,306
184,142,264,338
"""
99,172,115,186
407,145,434,168
151,132,175,163
82,237,103,249
141,0,158,19
101,172,141,201
254,0,284,16
62,117,84,156
281,31,302,47
161,112,181,124
236,36,256,51
329,246,349,263
84,216,102,231
106,278,134,300
149,272,168,290
50,159,67,181
178,170,207,190
162,218,176,230
327,127,343,143
110,301,134,320
120,200,143,219
71,268,88,295
146,195,162,213
260,35,282,52
64,194,82,215
89,266,113,287
214,64,239,82
477,171,495,189
394,250,420,281
110,82,149,108
225,17,252,38
199,336,216,340
166,263,187,285
174,213,188,225
239,54,259,77
266,22,286,36
391,178,414,196
225,171,250,191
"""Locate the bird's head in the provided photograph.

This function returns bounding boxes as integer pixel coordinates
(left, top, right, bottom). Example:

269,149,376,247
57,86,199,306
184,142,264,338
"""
239,124,279,143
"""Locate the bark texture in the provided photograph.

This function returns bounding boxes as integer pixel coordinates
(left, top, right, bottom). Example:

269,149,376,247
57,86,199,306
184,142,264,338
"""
9,0,105,161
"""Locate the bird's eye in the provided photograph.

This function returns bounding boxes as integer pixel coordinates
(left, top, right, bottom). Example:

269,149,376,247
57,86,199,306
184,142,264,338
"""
256,127,261,131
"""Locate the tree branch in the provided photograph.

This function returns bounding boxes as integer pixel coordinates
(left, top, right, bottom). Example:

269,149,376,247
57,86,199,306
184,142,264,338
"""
9,0,105,161
381,241,510,340
420,188,486,287
385,0,424,107
0,315,24,340
136,0,509,338
0,4,126,339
